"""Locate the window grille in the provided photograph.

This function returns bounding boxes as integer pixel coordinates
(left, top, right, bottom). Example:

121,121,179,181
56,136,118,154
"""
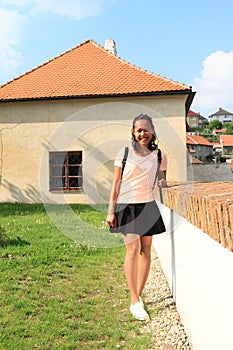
49,151,83,191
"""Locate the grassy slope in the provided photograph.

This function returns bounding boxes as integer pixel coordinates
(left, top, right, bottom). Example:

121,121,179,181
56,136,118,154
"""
0,203,154,350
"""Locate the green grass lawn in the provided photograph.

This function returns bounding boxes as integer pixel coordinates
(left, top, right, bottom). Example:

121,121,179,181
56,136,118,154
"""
0,203,155,350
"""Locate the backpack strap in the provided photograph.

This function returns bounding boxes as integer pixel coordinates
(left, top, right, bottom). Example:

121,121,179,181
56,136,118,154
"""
121,147,129,179
157,149,162,165
153,149,162,188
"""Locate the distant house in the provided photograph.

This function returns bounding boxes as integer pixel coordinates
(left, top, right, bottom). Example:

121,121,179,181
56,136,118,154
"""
186,134,213,160
213,135,233,155
209,107,233,123
187,146,203,164
0,38,194,203
220,135,233,155
187,110,208,129
212,142,223,155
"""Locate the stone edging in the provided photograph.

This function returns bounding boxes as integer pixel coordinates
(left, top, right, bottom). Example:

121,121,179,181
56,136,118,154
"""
143,248,190,350
155,181,233,252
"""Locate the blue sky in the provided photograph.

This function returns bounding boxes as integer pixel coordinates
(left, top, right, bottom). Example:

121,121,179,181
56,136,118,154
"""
0,0,233,117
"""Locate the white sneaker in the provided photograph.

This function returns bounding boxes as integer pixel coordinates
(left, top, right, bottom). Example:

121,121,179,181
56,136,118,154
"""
130,302,149,321
139,296,144,307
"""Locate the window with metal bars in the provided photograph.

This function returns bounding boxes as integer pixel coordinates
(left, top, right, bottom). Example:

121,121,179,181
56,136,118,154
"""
49,151,83,191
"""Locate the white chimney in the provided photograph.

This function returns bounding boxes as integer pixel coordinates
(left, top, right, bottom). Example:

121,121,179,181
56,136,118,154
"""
104,38,117,55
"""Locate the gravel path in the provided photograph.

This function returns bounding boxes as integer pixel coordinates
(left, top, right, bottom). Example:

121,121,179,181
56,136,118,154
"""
143,247,191,350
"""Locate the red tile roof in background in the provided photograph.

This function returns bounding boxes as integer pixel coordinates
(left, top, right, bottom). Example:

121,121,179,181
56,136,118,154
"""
192,157,203,164
186,134,213,146
187,110,200,117
213,129,227,133
0,39,192,101
220,135,233,146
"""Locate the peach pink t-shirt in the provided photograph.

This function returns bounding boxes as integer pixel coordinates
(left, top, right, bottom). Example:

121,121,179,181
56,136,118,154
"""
114,147,167,204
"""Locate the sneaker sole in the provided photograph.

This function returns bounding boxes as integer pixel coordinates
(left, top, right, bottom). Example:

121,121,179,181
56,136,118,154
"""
130,311,149,321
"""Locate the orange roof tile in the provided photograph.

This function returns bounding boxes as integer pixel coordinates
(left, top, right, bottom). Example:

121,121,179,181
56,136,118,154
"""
220,135,233,146
186,134,213,146
213,129,227,133
0,39,192,102
192,156,203,164
188,110,200,117
188,147,196,153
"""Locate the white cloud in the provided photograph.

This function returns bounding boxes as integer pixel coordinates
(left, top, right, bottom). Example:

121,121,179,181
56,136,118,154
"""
0,0,110,84
0,0,31,3
0,48,22,82
31,0,107,20
0,7,27,84
0,7,27,45
0,0,109,19
192,51,233,116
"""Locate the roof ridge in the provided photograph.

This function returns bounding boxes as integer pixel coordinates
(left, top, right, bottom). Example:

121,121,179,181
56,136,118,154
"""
0,38,193,100
210,107,233,116
95,41,191,89
0,38,94,89
187,135,198,144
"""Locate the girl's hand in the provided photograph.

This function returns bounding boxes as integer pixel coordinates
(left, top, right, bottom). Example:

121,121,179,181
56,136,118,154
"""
157,179,167,188
157,170,167,188
106,213,116,227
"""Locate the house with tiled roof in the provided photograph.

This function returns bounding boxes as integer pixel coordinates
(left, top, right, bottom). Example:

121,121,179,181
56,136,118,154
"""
220,135,233,154
0,38,194,203
187,134,233,182
186,134,213,161
209,107,233,123
213,135,233,156
187,110,208,129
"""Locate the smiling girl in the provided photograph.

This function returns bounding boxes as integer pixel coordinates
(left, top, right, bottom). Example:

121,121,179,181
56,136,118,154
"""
106,113,167,321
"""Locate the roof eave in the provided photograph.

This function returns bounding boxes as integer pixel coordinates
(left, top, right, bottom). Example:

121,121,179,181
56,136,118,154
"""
0,89,193,103
185,91,196,115
185,91,196,132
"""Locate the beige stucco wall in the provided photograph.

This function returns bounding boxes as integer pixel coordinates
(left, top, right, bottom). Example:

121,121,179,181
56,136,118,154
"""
0,95,188,203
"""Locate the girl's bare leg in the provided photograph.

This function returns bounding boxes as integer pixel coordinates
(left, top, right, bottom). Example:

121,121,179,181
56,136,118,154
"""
137,236,152,297
123,234,141,305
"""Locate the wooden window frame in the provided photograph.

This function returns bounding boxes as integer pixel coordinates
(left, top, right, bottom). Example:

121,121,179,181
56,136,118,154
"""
49,151,83,192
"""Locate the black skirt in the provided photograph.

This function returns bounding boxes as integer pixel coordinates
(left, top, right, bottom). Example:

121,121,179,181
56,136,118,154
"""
109,200,165,236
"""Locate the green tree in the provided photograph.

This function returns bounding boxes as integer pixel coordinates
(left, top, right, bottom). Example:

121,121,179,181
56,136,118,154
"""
202,120,209,127
225,122,233,134
209,120,223,131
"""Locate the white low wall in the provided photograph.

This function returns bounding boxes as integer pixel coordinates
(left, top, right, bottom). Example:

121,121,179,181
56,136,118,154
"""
153,203,233,350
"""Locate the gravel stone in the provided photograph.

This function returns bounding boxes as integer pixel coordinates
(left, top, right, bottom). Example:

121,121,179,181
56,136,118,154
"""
143,247,191,350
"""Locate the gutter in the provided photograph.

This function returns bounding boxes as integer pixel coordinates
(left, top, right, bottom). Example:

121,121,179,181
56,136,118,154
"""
185,91,196,115
0,89,195,104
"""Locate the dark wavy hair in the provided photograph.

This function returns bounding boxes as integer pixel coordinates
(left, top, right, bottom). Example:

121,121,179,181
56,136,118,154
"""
131,113,158,151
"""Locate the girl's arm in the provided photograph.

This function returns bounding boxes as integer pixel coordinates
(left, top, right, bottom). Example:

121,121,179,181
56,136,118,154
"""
157,170,167,188
106,166,122,227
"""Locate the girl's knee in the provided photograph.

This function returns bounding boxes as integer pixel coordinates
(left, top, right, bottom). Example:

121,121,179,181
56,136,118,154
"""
140,236,152,255
126,243,140,257
140,244,151,257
